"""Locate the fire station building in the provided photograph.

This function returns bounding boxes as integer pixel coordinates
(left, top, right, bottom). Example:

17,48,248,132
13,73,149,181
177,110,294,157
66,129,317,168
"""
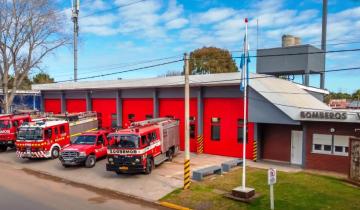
32,72,360,174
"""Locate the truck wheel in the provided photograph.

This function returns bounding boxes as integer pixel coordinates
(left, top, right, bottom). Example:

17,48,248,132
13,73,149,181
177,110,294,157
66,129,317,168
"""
145,158,153,174
51,147,60,159
0,145,7,152
167,149,173,162
85,155,96,168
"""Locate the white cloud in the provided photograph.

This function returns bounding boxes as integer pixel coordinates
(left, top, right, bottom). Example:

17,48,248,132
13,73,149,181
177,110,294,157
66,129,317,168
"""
162,0,184,21
166,18,189,29
193,8,236,24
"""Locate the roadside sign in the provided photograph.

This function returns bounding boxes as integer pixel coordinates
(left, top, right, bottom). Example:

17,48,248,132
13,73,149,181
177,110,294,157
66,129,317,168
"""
268,168,277,210
268,168,277,185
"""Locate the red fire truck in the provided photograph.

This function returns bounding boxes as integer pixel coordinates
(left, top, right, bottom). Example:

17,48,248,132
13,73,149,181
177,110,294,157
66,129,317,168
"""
59,130,112,168
106,118,179,174
16,112,98,159
0,113,31,152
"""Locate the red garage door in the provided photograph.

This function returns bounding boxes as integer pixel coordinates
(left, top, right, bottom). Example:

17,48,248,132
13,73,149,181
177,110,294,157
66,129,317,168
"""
122,99,153,128
159,98,197,152
44,99,61,114
203,98,254,158
92,99,116,129
66,99,86,113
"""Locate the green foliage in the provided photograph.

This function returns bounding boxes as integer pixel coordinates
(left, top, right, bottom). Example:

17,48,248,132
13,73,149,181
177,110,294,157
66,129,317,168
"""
189,47,238,75
324,89,360,103
7,72,54,90
32,72,55,84
7,76,32,90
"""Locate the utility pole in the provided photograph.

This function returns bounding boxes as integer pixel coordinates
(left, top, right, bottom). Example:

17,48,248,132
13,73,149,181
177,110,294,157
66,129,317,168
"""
320,0,327,89
183,53,191,190
72,0,80,82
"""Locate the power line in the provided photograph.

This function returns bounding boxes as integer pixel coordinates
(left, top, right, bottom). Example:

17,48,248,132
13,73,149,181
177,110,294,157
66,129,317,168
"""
53,54,183,77
55,59,183,83
80,0,147,18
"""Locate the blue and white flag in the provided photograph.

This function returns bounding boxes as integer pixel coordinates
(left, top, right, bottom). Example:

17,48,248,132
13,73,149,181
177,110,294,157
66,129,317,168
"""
239,37,250,91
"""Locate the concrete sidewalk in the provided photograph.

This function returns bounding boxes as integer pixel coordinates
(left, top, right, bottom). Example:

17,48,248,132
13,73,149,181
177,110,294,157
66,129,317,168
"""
247,160,303,173
0,150,234,201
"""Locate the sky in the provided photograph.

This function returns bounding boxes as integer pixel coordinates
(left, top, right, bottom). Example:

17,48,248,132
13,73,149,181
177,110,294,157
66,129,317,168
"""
41,0,360,93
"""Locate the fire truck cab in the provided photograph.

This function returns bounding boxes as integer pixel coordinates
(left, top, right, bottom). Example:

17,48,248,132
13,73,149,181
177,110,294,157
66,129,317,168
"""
16,120,70,159
106,118,179,174
0,113,31,152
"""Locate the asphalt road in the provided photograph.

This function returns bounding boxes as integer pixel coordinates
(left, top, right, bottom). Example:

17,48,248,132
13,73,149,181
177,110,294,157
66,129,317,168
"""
0,162,164,210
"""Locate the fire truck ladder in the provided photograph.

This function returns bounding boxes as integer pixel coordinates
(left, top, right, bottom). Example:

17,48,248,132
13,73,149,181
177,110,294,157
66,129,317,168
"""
130,118,170,127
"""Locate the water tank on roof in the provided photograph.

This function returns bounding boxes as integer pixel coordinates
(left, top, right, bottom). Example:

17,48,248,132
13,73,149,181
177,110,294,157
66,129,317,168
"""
282,35,301,47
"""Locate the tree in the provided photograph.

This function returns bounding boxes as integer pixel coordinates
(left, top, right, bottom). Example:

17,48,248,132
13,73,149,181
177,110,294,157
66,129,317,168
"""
352,89,360,100
0,0,68,113
8,75,32,90
159,70,183,77
189,47,238,75
32,72,54,84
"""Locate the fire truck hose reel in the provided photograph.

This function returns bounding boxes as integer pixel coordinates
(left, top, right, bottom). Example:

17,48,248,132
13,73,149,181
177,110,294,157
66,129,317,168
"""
184,159,191,189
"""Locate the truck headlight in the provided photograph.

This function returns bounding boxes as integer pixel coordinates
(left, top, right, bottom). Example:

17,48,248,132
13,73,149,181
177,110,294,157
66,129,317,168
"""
108,157,113,162
79,152,86,157
135,157,140,163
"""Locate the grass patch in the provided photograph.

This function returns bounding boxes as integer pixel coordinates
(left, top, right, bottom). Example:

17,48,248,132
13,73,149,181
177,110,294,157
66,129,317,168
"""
160,167,360,210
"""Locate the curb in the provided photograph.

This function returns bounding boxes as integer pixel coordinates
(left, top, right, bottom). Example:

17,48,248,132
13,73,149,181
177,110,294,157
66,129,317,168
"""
158,201,191,210
20,167,170,209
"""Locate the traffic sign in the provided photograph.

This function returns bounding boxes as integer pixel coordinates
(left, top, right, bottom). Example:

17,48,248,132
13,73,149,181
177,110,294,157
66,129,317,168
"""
268,168,277,185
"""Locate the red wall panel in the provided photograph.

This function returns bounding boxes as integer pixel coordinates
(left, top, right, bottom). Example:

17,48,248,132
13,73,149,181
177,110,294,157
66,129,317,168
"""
92,99,116,129
159,99,198,152
203,98,254,158
66,99,86,113
44,99,61,114
122,99,154,128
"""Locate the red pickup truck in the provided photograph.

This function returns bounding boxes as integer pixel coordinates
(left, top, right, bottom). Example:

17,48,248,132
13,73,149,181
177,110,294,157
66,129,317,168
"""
59,130,111,168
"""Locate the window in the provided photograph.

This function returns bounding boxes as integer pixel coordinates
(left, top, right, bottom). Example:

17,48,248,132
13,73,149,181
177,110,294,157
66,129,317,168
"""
237,119,248,143
45,128,52,139
314,144,322,150
211,118,220,141
97,135,105,145
312,134,349,156
141,135,148,146
54,127,59,135
147,133,153,141
60,125,66,134
190,124,196,138
111,113,117,128
146,114,153,120
333,135,349,156
312,134,332,154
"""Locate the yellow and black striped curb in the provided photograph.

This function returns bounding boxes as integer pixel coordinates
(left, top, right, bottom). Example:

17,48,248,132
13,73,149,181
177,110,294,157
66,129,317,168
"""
197,135,204,154
184,159,191,189
158,201,191,210
253,140,257,162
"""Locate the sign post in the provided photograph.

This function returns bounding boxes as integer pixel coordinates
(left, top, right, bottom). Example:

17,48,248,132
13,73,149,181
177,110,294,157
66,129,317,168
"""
268,168,277,210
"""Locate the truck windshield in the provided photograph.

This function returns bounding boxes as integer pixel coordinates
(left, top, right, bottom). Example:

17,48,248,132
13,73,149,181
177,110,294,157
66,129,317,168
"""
0,120,11,129
73,135,96,145
17,127,43,140
110,134,139,148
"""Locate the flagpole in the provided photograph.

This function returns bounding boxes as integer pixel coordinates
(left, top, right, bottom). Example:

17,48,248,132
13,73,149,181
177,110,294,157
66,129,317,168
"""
242,17,248,191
